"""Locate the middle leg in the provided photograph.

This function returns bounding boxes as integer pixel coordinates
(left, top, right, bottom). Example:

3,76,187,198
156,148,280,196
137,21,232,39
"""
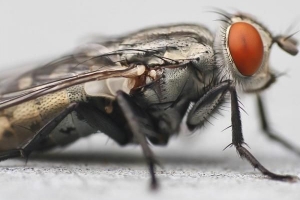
256,94,300,156
116,91,161,189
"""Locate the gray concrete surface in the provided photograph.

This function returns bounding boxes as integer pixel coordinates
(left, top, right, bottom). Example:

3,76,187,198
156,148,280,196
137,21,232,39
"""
0,133,300,200
1,0,300,200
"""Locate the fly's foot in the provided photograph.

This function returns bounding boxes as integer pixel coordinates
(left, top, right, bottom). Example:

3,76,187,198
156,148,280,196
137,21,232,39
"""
268,174,300,183
146,156,162,190
236,146,299,183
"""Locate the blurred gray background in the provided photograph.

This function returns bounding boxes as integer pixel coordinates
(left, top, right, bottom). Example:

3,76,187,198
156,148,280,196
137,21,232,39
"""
0,0,300,199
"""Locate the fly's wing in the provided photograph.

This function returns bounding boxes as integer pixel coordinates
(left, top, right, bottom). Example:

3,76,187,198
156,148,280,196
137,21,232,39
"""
0,44,147,110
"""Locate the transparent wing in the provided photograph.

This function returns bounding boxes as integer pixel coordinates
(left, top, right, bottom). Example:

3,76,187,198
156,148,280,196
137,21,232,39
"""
0,43,126,94
0,44,149,110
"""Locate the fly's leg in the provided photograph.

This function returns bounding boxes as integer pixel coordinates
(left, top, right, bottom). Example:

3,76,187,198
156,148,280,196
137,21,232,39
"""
76,101,131,145
257,94,300,156
77,93,160,189
230,87,298,182
187,81,230,130
116,91,160,189
187,81,298,182
0,103,79,161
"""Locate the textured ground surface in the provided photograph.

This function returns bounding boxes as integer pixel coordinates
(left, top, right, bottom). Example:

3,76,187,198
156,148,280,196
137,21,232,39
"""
0,129,300,200
1,0,300,200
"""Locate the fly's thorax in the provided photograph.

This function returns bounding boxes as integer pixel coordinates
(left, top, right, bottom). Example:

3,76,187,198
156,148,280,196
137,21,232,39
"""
117,24,215,69
130,65,207,108
122,24,214,46
215,13,274,92
111,23,217,106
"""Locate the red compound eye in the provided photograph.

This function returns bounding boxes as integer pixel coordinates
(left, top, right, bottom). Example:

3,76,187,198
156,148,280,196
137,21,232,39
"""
227,22,264,76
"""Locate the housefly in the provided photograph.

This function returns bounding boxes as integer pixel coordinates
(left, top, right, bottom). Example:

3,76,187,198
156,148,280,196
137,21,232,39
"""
0,11,299,188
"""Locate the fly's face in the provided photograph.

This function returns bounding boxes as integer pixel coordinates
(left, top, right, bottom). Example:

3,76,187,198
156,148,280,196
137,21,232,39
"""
215,13,298,92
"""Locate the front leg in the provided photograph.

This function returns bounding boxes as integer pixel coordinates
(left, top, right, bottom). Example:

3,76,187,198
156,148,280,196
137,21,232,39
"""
187,81,230,130
230,87,298,182
187,82,298,182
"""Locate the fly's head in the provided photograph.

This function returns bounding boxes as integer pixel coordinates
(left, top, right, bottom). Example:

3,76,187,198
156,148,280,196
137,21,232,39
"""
215,12,298,92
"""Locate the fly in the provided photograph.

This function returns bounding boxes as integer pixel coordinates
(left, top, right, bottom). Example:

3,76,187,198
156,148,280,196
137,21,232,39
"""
0,11,299,189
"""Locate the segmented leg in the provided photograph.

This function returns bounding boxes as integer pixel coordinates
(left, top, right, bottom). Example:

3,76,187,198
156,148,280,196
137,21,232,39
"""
116,91,160,189
76,101,131,145
0,103,79,161
187,81,230,130
187,81,298,182
257,94,300,156
230,88,298,182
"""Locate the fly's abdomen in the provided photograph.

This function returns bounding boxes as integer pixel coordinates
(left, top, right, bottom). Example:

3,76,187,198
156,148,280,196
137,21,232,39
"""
0,85,94,151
